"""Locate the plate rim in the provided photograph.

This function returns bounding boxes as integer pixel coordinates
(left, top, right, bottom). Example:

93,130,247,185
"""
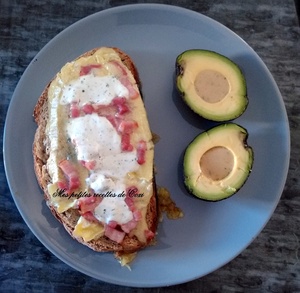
3,3,290,288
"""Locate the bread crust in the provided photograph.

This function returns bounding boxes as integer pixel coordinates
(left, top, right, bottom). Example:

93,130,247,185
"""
33,47,157,253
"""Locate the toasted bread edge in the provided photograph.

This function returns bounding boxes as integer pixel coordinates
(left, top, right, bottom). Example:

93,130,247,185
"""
32,47,158,253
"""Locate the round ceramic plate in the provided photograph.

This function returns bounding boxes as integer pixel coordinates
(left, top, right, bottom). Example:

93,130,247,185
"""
4,4,290,287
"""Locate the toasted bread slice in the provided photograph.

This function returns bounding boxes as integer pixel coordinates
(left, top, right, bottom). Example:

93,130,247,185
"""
33,47,157,253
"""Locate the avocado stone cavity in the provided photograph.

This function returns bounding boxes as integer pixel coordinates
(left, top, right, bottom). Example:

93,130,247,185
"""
183,123,253,201
176,49,248,121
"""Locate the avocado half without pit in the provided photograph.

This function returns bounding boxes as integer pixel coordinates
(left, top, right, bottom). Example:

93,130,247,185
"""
183,123,253,201
176,49,248,121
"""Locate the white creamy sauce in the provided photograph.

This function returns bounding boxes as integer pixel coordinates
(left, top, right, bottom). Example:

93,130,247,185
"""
87,173,116,193
94,196,133,225
67,114,120,162
66,113,138,179
60,75,129,106
66,110,138,225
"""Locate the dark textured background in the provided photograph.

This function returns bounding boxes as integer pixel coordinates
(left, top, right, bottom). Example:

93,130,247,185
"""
1,0,300,292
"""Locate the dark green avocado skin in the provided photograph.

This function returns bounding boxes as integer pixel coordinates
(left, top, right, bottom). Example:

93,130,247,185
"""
175,49,248,122
183,123,254,202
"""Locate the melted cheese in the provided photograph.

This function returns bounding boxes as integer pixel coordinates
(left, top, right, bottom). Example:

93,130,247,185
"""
47,183,77,213
73,216,105,242
46,47,154,243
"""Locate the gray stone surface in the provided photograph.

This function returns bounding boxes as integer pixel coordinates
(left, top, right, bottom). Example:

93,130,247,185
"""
1,0,299,291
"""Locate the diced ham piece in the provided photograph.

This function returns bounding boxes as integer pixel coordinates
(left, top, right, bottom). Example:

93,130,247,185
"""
70,102,80,118
81,211,99,223
104,61,125,77
58,159,81,191
112,97,130,115
80,160,96,170
80,64,102,76
69,176,80,189
82,103,94,115
144,229,155,241
118,121,138,152
116,103,129,115
104,225,125,244
121,133,133,152
121,219,138,233
132,209,142,221
78,196,102,214
84,160,96,170
125,186,139,209
94,104,116,116
112,97,127,104
124,187,143,223
107,61,139,99
119,76,139,99
106,115,122,129
118,120,138,134
107,221,118,229
109,60,128,77
57,180,68,191
126,186,139,199
137,140,147,165
124,195,135,211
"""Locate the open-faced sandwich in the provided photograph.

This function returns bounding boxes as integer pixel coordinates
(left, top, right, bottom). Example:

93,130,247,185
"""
33,47,158,260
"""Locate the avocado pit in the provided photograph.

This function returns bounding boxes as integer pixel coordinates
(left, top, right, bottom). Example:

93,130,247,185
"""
200,146,234,181
194,70,229,104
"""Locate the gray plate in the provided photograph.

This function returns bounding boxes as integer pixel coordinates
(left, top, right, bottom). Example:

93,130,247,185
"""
4,4,290,287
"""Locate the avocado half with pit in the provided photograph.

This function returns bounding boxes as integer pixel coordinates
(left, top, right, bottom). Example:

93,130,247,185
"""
183,123,253,201
176,49,248,121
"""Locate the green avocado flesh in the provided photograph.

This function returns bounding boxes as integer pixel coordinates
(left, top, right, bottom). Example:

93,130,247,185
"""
176,49,248,121
183,123,253,201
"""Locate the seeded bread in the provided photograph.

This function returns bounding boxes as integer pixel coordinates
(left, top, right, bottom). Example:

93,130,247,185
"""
33,47,158,253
